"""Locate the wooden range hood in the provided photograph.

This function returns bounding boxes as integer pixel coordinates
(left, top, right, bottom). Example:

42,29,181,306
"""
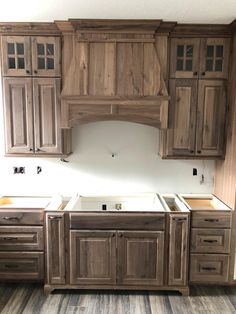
56,19,171,129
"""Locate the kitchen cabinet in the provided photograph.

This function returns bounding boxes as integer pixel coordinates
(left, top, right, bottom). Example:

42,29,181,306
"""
70,230,116,285
160,79,227,158
117,231,164,286
1,35,60,77
170,37,230,79
45,213,65,285
3,77,64,155
168,214,189,286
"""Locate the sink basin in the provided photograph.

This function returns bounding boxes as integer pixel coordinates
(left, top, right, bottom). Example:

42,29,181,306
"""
64,193,165,212
0,196,52,209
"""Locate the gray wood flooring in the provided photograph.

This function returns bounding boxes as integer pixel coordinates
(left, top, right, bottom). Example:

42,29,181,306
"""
0,284,236,314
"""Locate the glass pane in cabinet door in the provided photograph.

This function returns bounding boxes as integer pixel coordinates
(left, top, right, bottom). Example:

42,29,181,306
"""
46,44,54,56
47,58,54,69
186,45,193,57
18,58,25,69
185,59,192,71
207,45,214,57
177,45,184,57
8,57,16,68
16,43,24,55
176,59,184,71
215,59,223,71
206,59,213,71
216,45,223,58
37,44,45,55
38,57,45,69
7,43,15,54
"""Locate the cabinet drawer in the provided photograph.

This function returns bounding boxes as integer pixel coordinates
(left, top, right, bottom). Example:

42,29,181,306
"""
191,228,230,253
70,213,165,230
0,211,43,225
191,212,231,228
190,254,229,283
0,226,44,251
0,252,44,280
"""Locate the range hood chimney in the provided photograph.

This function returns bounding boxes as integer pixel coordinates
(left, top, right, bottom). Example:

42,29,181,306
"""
56,19,170,129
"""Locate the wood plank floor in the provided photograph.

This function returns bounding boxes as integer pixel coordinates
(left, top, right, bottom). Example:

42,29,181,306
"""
0,284,236,314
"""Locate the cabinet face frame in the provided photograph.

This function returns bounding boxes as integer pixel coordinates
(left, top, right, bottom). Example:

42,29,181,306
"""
117,230,164,286
1,36,32,76
168,214,189,286
3,77,34,154
31,36,61,77
45,213,65,285
69,230,116,285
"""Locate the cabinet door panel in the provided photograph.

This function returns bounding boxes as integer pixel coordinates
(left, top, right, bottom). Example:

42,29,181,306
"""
196,80,226,156
200,38,230,79
70,230,116,285
168,214,189,286
31,36,61,77
1,36,31,76
170,38,200,78
45,213,65,284
166,79,198,156
117,231,164,286
3,78,34,154
33,78,62,154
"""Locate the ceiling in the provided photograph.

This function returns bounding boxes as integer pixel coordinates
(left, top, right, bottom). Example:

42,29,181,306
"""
0,0,235,24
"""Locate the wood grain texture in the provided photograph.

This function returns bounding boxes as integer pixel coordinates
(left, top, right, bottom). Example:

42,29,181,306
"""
0,284,236,314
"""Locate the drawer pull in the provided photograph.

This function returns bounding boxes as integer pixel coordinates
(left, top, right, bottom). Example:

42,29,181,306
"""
3,237,18,240
201,266,216,271
204,219,219,222
5,264,19,269
203,239,218,243
1,216,20,221
173,218,187,221
48,216,63,220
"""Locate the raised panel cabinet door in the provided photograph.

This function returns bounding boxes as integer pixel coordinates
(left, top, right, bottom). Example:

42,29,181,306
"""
196,80,226,157
168,214,189,286
45,213,65,284
166,79,198,156
3,78,34,154
1,36,31,76
170,38,200,78
70,230,116,285
117,231,164,286
33,78,62,154
199,38,230,79
31,36,61,77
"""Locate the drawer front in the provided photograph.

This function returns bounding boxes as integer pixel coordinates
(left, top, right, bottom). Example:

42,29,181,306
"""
190,254,229,283
70,213,165,230
191,228,231,253
0,252,44,280
191,212,231,228
0,211,43,225
0,226,44,251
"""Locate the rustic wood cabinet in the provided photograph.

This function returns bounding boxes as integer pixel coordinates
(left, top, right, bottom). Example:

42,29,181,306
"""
45,213,65,285
117,231,164,286
168,214,189,286
160,79,227,158
3,77,64,155
1,36,60,77
170,37,230,79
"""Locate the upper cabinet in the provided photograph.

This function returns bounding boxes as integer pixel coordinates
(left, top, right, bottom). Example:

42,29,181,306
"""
170,38,230,79
1,36,61,77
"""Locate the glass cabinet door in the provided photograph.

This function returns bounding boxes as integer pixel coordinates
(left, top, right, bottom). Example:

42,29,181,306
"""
31,36,61,77
200,38,230,79
170,38,200,78
1,36,31,76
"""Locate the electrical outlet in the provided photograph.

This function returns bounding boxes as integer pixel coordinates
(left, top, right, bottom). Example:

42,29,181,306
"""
37,166,42,174
193,168,197,176
13,167,25,174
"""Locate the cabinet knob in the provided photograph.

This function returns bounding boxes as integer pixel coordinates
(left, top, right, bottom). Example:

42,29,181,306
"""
197,150,202,154
29,148,33,152
201,72,206,76
36,148,41,152
190,150,194,153
118,234,123,237
26,70,30,74
112,233,115,237
34,70,38,74
193,72,198,76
